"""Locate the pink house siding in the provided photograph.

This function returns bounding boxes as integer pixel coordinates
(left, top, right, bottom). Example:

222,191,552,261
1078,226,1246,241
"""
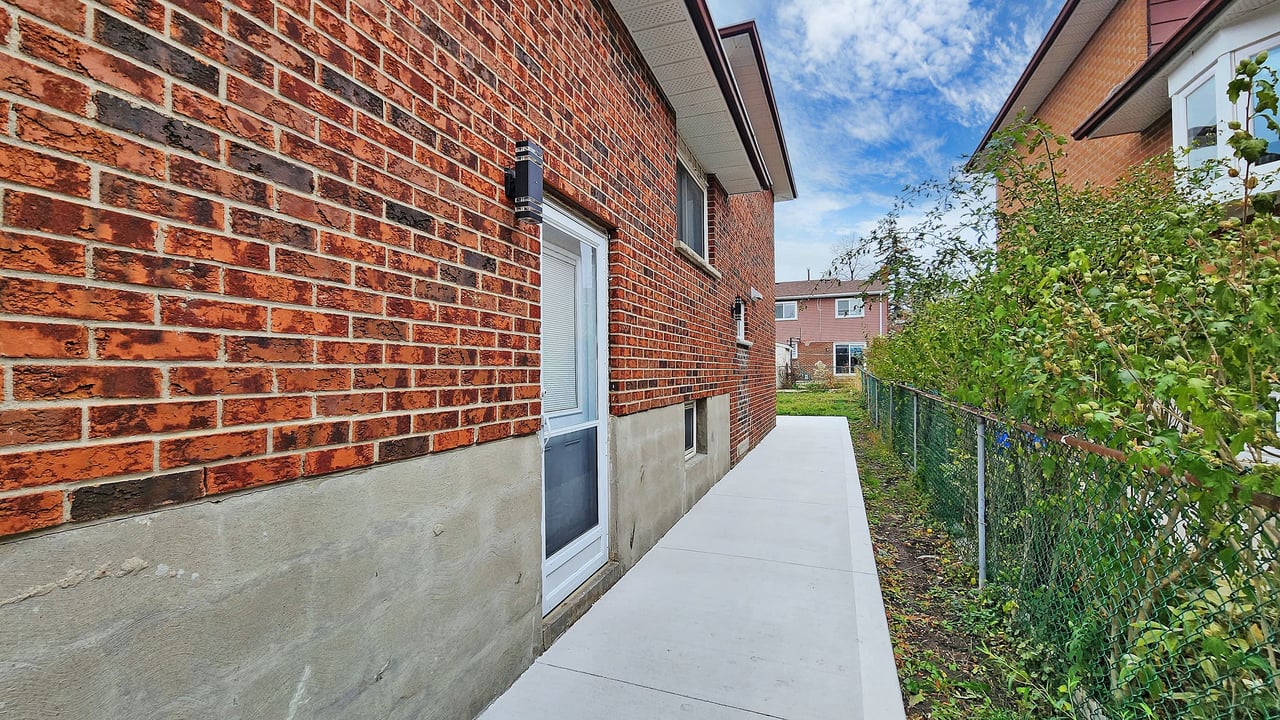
1149,0,1210,52
774,296,888,345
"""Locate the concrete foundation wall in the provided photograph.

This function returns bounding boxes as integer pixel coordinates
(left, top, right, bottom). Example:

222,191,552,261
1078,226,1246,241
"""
0,435,542,720
609,395,732,569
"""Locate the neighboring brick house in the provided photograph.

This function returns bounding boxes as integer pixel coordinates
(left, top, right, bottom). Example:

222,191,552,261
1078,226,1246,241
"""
977,0,1280,186
0,1,795,717
774,278,887,381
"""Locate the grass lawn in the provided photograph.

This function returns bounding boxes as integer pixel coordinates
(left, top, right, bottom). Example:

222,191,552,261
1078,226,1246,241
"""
778,387,1057,720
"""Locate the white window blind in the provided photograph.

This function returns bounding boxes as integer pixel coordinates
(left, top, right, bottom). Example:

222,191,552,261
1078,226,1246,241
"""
542,251,579,414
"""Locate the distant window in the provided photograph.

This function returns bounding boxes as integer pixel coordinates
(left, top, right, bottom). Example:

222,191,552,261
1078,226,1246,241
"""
734,299,746,341
1184,77,1218,167
833,343,865,375
676,160,707,259
775,301,797,321
835,297,865,318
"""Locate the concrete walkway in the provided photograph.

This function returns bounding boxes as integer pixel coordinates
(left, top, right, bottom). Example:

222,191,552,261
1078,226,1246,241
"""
479,416,906,720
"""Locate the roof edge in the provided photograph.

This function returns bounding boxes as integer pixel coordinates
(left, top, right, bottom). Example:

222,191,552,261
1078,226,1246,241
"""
683,0,772,192
974,0,1087,155
718,20,798,200
1073,0,1233,140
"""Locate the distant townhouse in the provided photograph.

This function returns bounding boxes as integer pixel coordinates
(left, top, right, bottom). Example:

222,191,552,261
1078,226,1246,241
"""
774,279,887,380
977,0,1280,185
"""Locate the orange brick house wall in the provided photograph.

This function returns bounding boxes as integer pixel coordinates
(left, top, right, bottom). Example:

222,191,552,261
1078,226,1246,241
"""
0,0,778,537
1034,0,1175,187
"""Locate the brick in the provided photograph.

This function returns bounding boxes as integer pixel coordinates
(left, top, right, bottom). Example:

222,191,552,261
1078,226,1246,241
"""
432,428,474,452
159,429,267,468
226,335,314,363
5,192,157,250
228,11,314,76
173,86,272,147
0,51,90,114
354,367,410,389
273,420,348,451
161,296,269,331
276,367,351,392
95,13,220,93
20,20,165,105
204,455,302,494
385,200,433,231
11,0,84,32
352,414,411,440
223,269,312,305
222,396,312,425
227,75,313,135
303,444,374,474
228,142,314,192
0,491,65,536
93,249,221,292
0,321,88,359
0,408,82,445
0,140,90,196
477,422,514,443
317,286,382,314
317,340,381,364
69,471,204,521
170,366,272,396
231,208,316,250
14,365,162,400
271,308,349,337
0,441,153,491
414,410,459,433
90,401,217,437
276,249,350,283
319,64,383,116
0,278,152,323
101,173,223,229
96,92,218,158
0,232,85,277
164,227,268,268
378,435,427,462
16,106,166,180
317,392,383,416
94,328,219,360
169,155,271,207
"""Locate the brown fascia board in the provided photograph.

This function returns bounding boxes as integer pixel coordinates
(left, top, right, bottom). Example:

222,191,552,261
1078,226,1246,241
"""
1073,0,1233,139
683,0,773,192
719,20,799,200
973,0,1086,157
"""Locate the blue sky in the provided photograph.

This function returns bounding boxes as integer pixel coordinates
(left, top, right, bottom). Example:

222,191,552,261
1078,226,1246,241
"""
704,0,1061,281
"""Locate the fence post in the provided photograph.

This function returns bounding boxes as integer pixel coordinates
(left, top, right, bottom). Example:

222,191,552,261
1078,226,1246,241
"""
888,384,893,441
976,416,987,589
912,392,918,471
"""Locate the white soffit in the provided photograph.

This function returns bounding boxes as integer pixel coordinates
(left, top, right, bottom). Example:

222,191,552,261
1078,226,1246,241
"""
613,0,764,194
987,0,1121,138
722,29,796,201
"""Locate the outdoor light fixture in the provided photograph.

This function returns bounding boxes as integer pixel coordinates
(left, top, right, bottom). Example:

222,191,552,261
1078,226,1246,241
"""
749,287,764,302
504,140,544,224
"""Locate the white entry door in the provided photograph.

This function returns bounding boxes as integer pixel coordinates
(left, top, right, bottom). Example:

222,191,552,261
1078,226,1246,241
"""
540,202,609,615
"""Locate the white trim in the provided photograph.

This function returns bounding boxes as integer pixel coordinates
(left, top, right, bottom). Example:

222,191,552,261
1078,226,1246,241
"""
834,297,865,319
1168,3,1280,181
776,290,887,301
774,300,797,321
683,401,697,460
540,200,611,616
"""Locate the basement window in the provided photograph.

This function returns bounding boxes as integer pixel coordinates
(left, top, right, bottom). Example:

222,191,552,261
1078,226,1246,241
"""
684,401,697,459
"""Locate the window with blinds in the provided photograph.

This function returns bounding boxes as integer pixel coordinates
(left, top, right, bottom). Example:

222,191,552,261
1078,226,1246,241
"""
542,250,579,414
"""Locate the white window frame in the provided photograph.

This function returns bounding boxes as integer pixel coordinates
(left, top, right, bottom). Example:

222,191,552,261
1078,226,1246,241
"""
683,401,697,460
833,342,866,376
1168,5,1280,185
675,147,709,261
733,298,746,341
835,297,865,319
775,301,797,321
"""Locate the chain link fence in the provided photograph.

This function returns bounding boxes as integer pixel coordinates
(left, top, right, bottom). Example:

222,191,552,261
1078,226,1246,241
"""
865,373,1280,719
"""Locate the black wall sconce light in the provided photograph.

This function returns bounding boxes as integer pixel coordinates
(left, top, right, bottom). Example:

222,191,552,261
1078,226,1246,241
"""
504,140,544,224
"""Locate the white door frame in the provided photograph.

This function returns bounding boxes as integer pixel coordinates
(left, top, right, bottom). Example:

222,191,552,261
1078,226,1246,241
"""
540,200,610,616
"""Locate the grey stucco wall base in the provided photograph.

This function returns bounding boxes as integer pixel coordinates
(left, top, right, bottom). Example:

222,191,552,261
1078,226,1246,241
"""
0,435,542,720
609,395,731,569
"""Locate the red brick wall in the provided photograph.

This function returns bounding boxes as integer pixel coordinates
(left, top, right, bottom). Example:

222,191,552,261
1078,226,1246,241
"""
0,0,778,537
1035,0,1174,187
